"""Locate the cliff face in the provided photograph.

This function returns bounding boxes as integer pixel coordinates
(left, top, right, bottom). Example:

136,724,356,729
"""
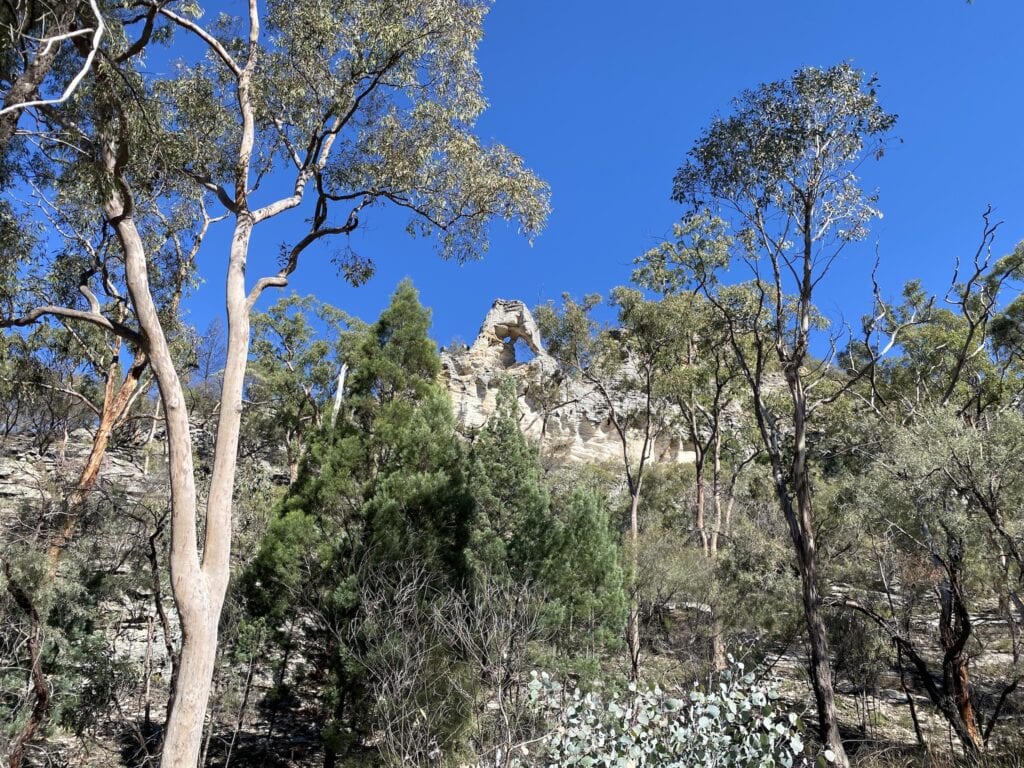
1,298,692,513
441,299,694,467
0,430,158,514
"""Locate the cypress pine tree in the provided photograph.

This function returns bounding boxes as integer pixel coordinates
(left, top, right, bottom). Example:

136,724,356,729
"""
466,378,627,650
542,486,628,650
466,378,550,581
244,279,474,765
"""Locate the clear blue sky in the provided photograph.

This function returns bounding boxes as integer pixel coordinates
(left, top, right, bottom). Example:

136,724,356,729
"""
193,1,1024,347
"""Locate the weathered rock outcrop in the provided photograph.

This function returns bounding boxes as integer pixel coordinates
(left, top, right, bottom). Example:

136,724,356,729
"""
441,299,694,467
0,430,157,513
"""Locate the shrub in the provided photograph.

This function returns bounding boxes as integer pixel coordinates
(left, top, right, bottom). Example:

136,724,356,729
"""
520,660,820,768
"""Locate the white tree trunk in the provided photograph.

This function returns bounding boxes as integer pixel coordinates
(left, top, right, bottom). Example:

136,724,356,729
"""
160,220,255,767
106,158,256,764
330,362,348,429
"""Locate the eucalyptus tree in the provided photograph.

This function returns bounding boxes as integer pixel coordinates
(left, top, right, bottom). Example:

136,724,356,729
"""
0,0,106,152
833,233,1024,754
246,294,355,483
536,288,684,680
0,2,549,765
838,405,1024,754
0,170,201,768
624,281,758,670
665,64,899,765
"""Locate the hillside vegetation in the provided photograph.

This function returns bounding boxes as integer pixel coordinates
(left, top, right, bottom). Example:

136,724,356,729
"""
2,2,1023,767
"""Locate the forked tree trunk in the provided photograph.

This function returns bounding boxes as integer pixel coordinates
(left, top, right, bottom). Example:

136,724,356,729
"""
936,535,983,753
106,164,250,765
157,219,254,768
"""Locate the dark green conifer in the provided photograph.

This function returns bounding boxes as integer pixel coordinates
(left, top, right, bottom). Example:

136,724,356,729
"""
244,279,473,765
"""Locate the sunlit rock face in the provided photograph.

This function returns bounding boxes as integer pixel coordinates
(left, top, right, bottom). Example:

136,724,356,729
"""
0,431,147,506
440,299,694,467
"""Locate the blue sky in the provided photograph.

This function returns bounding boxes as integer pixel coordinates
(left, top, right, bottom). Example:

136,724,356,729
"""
194,1,1024,348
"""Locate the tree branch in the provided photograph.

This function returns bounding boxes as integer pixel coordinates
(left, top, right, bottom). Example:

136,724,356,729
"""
2,304,143,346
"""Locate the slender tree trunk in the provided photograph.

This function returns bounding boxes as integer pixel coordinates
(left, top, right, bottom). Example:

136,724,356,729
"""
693,442,708,555
791,534,841,749
790,375,848,767
105,171,218,767
627,488,642,681
45,350,147,578
796,533,846,763
3,566,50,768
709,434,726,672
143,397,163,476
330,362,348,429
158,217,254,768
223,654,257,768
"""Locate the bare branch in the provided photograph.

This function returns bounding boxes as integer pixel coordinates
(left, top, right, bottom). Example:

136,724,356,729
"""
0,0,105,117
154,5,242,77
2,304,143,346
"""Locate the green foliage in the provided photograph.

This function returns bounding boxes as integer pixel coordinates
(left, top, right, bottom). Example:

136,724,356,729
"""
674,63,896,246
541,486,628,650
523,661,814,768
246,294,357,473
244,280,475,761
160,0,550,267
468,379,627,650
1,502,141,748
466,378,550,580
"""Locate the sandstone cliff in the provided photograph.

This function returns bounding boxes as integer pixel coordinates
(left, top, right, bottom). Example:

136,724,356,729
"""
441,299,694,467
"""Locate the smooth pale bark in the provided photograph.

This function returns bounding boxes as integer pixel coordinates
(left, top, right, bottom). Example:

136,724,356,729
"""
0,0,76,152
330,362,348,429
103,158,230,765
105,7,261,763
158,219,253,768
